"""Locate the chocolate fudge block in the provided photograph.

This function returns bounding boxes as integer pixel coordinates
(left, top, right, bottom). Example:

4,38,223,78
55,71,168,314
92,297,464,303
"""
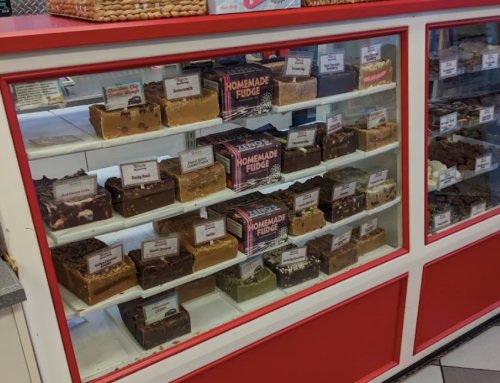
128,249,193,290
312,66,356,97
207,192,266,219
118,294,190,350
273,77,317,106
104,176,175,218
312,122,358,161
351,227,386,256
306,234,358,275
89,102,161,140
428,140,494,174
34,170,112,231
159,158,226,202
345,122,397,152
204,64,273,121
352,59,393,90
318,193,365,223
145,82,219,127
227,199,289,256
176,276,216,303
216,265,277,303
196,127,255,148
262,244,320,288
216,134,282,192
51,238,137,306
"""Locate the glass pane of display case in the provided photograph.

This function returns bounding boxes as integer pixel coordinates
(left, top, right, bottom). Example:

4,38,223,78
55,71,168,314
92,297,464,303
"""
7,33,405,382
427,21,500,239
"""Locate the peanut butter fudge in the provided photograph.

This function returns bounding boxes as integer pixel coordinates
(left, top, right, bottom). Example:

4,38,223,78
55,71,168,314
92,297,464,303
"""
273,77,317,106
344,121,397,152
159,158,226,202
306,234,358,275
51,238,137,306
351,227,386,256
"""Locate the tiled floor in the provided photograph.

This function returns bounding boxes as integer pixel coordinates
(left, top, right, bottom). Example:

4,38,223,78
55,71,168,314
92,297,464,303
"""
400,321,500,383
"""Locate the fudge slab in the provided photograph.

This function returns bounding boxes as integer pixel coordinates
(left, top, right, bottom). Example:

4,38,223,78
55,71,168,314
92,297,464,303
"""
306,234,358,275
216,266,277,303
273,77,317,106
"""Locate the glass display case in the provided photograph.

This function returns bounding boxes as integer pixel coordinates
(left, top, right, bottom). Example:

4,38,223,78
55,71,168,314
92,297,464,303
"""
427,19,500,241
5,32,406,382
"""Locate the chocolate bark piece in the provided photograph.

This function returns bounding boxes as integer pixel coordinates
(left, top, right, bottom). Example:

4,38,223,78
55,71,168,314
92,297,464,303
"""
128,249,193,290
216,134,282,192
159,158,226,203
306,234,358,275
145,82,219,127
51,238,138,306
262,244,320,288
118,294,190,350
344,122,397,152
176,276,216,303
215,265,277,303
273,77,317,106
196,127,255,148
207,192,266,219
104,176,175,218
351,227,386,256
351,59,393,90
227,199,289,256
34,170,113,231
89,102,161,140
312,66,356,97
203,64,273,121
312,122,358,161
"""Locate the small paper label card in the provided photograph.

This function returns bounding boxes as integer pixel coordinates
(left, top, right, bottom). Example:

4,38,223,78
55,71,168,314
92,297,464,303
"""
86,243,124,275
239,255,264,281
439,112,458,134
438,167,457,190
433,211,451,231
367,108,388,129
164,72,202,101
143,293,180,326
475,153,492,173
471,200,487,218
120,159,160,188
331,228,352,252
360,217,378,238
439,57,459,79
367,169,389,188
479,107,495,124
102,79,145,111
284,51,314,77
326,112,343,135
482,51,499,70
53,174,97,203
13,80,65,111
179,146,214,174
293,187,320,212
361,44,382,65
280,246,307,267
194,218,226,246
332,181,357,201
141,234,180,262
286,127,317,149
319,51,345,74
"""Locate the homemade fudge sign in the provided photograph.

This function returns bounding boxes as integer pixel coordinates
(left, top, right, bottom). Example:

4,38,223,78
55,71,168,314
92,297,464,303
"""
480,107,495,124
286,127,317,149
439,57,458,79
433,211,451,231
143,293,180,326
319,52,345,74
439,112,458,134
360,217,378,238
193,218,227,246
471,201,487,218
86,243,124,275
280,246,307,267
179,146,214,174
293,187,320,212
141,234,180,262
239,255,264,281
367,169,389,188
482,51,499,70
326,112,343,135
53,174,98,203
284,52,314,77
475,153,492,173
332,181,357,201
164,73,202,101
367,108,388,129
13,80,65,111
120,159,161,188
437,167,457,190
102,79,145,111
331,228,352,252
361,44,382,65
30,135,82,147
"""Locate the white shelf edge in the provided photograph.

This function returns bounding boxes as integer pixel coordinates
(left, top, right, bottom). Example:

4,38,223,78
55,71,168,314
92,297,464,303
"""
363,141,400,158
322,152,365,171
281,164,327,182
272,98,323,113
367,196,401,215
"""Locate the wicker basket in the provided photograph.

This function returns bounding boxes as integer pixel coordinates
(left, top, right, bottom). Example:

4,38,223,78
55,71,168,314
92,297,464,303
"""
47,0,207,22
302,0,389,6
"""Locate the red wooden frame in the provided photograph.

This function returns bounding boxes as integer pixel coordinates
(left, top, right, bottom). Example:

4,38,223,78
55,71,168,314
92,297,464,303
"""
0,27,409,383
425,16,500,244
0,0,498,55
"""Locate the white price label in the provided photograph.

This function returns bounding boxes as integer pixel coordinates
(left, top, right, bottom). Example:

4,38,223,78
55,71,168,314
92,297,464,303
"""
30,135,82,147
480,107,495,124
438,167,457,190
433,211,451,230
285,56,313,77
440,58,458,78
286,127,317,149
482,52,499,70
141,234,180,262
13,80,65,111
319,53,345,74
143,293,179,326
439,112,458,134
360,217,378,238
326,113,343,134
471,201,487,217
367,169,389,188
120,159,160,188
164,73,202,101
103,80,145,111
331,229,352,252
332,181,357,201
361,44,382,65
280,246,307,267
179,145,214,174
475,153,492,173
53,174,97,203
293,188,320,212
239,255,264,281
368,108,388,129
193,218,226,246
86,244,124,275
